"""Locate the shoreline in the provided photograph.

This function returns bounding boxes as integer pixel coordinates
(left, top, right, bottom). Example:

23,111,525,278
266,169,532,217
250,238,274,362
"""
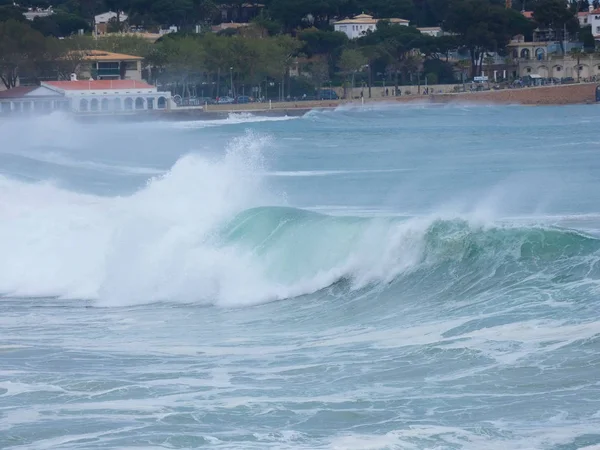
166,82,600,119
64,82,600,123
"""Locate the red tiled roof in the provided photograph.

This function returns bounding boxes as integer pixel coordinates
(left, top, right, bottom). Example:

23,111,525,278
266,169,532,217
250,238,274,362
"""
591,8,600,13
0,86,37,98
44,80,153,91
578,11,589,16
522,11,533,19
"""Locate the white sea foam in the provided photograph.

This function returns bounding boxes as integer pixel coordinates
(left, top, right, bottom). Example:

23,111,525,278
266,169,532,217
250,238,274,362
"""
167,112,298,129
0,125,487,306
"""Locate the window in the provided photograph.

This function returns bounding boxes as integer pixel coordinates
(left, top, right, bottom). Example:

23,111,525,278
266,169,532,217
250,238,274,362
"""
596,26,600,33
526,67,531,73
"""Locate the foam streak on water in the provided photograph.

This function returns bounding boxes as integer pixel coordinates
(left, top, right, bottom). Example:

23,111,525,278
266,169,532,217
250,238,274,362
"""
1,106,600,449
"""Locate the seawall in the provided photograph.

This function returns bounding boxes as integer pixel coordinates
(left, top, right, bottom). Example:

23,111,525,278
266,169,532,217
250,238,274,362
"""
429,83,598,105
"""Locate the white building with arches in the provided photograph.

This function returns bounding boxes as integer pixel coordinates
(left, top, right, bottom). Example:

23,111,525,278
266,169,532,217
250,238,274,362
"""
43,79,171,113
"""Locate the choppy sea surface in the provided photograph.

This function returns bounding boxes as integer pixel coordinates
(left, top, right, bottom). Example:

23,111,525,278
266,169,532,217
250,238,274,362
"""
1,103,600,449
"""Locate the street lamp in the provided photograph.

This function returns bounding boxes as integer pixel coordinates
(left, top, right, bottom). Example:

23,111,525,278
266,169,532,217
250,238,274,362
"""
229,67,234,98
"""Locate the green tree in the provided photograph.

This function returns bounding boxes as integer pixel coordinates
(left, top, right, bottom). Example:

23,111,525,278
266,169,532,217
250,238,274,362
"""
265,0,342,32
251,11,282,36
444,0,531,77
264,34,302,99
532,0,579,33
305,57,329,93
0,5,26,22
358,21,423,90
581,25,596,52
338,48,367,98
202,33,232,97
152,34,205,96
358,0,414,20
31,12,91,37
298,28,348,77
423,58,455,84
0,20,49,89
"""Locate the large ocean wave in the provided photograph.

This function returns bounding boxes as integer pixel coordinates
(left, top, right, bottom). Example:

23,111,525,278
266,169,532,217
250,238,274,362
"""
0,128,598,308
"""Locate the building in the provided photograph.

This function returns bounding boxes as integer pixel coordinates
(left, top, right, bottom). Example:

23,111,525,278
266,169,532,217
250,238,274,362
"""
579,7,600,40
218,3,264,23
333,14,409,40
211,23,250,33
417,27,443,37
44,79,171,112
77,50,143,81
518,54,600,79
23,6,53,20
0,79,172,115
94,11,128,35
0,85,69,114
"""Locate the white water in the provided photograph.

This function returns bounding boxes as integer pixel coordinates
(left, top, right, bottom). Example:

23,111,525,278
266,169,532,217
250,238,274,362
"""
2,107,600,450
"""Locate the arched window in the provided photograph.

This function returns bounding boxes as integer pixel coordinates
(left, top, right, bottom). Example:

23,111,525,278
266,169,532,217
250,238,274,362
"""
90,98,99,112
80,99,88,112
124,97,133,110
157,97,167,109
147,98,154,109
101,98,109,111
135,97,145,110
113,98,121,110
521,48,530,60
535,48,545,61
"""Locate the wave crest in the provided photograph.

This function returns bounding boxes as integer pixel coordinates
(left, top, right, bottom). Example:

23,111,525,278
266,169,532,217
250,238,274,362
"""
0,131,598,307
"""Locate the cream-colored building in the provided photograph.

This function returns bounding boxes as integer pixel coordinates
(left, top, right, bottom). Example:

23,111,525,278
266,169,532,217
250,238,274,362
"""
76,50,143,81
334,14,409,39
518,54,600,80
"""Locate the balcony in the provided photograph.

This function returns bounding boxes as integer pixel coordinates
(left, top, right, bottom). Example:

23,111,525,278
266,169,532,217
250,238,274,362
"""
91,67,121,78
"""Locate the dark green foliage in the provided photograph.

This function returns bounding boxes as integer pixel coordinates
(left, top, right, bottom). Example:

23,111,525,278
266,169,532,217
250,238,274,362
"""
423,58,454,83
532,0,580,32
32,12,91,36
580,25,596,52
444,0,533,76
0,5,26,22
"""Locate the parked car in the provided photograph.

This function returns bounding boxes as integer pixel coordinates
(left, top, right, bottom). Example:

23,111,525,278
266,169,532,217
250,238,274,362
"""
216,96,235,104
318,89,339,100
236,96,253,104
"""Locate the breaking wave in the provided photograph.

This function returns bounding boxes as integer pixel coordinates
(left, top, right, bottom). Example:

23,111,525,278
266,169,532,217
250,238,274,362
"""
0,130,599,308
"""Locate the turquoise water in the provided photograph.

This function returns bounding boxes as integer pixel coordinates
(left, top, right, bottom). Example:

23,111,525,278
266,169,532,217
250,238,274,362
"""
1,104,600,449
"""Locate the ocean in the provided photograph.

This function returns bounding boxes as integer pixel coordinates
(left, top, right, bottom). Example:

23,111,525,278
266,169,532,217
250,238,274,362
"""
1,103,600,449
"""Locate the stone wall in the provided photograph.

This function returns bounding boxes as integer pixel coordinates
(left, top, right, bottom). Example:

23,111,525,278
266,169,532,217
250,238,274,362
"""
429,83,598,105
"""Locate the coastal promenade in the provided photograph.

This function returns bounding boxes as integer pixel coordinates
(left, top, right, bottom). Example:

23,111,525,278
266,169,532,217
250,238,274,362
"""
73,83,599,122
167,83,599,119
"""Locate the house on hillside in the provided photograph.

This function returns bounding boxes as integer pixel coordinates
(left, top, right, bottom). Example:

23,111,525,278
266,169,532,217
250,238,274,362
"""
417,27,443,37
218,3,264,23
23,7,53,20
211,22,250,33
94,11,128,35
333,14,409,40
578,6,600,41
